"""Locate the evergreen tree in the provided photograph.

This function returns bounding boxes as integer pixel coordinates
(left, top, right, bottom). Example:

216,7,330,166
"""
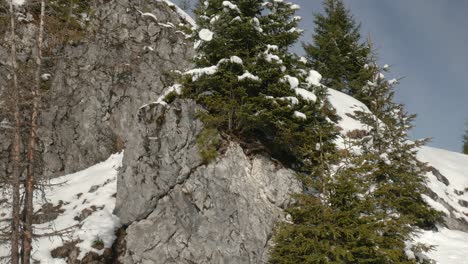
182,0,338,169
270,138,418,264
271,40,440,264
354,60,442,230
303,0,371,101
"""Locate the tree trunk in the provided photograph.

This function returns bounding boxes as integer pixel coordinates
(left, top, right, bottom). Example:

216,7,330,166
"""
22,1,46,263
8,1,21,263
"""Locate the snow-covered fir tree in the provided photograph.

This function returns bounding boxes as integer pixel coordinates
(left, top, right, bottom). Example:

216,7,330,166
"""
354,59,442,230
182,0,337,169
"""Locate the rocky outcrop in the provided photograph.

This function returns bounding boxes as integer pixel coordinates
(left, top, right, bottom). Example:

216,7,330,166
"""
115,99,302,264
0,0,194,179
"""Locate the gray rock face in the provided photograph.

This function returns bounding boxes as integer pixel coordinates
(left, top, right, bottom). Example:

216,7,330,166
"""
115,100,205,224
115,99,302,264
0,0,194,179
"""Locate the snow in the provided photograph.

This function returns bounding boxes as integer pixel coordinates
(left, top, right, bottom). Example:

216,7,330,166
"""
222,1,241,13
229,56,243,65
288,27,304,33
199,28,214,41
283,75,299,89
158,22,176,28
0,153,123,262
159,0,196,26
299,56,308,64
137,10,158,21
306,70,322,87
290,4,300,10
139,84,183,108
210,15,220,24
218,56,243,65
421,194,451,215
41,73,52,81
12,0,25,6
294,88,316,102
252,17,263,32
238,71,260,81
194,40,202,49
419,146,468,190
279,96,299,105
404,241,416,260
266,44,279,52
185,65,218,81
231,16,242,23
293,111,306,120
367,80,377,87
293,16,302,21
417,228,468,263
264,53,283,63
417,146,468,222
327,88,371,132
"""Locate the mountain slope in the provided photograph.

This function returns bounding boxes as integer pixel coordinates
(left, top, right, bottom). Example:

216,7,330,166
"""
1,89,466,263
0,153,123,263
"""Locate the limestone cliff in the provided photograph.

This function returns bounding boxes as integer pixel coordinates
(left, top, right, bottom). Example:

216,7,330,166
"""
0,0,193,179
115,100,302,263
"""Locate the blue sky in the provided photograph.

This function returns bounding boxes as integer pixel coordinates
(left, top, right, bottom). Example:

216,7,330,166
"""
181,0,468,152
292,0,468,152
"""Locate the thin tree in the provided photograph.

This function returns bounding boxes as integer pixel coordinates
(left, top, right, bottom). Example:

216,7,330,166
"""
22,0,46,262
463,123,468,155
7,0,22,263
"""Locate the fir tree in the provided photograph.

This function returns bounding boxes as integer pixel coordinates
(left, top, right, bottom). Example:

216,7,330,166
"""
271,42,440,264
304,0,371,99
354,60,442,230
182,0,338,169
270,137,418,264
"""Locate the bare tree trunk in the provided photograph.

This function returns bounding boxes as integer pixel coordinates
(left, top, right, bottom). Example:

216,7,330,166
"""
8,0,21,263
22,1,46,263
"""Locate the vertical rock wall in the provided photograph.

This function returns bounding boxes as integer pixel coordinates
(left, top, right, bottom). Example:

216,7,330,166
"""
115,100,302,264
0,0,194,179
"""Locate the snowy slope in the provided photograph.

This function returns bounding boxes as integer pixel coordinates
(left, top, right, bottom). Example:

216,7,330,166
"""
327,88,371,133
416,146,468,263
0,153,123,263
418,145,468,223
